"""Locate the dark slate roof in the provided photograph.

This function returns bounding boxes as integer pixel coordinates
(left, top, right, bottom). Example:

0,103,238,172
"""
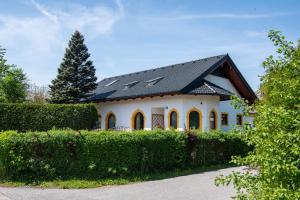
188,81,233,96
88,54,242,102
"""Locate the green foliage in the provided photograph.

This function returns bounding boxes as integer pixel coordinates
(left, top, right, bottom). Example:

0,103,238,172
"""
188,131,250,166
0,130,248,182
215,31,300,199
0,47,28,103
0,103,98,132
49,31,97,104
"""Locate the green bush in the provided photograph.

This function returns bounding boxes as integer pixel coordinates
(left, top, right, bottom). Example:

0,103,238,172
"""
0,130,249,182
188,131,250,166
0,103,98,131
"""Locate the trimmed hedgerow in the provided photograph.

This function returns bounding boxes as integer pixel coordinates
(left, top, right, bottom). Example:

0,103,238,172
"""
0,130,250,182
0,103,98,132
187,131,250,166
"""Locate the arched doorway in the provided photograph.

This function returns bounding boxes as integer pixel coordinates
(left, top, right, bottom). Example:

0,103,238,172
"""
132,109,145,130
187,108,202,130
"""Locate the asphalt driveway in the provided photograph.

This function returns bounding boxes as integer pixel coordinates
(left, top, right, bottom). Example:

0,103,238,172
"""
0,166,244,200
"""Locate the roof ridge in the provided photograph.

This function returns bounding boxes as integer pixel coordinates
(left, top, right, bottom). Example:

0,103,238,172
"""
101,54,228,81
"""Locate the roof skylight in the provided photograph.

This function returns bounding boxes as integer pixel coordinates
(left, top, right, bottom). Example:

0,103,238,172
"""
123,81,139,90
146,77,164,87
105,80,118,87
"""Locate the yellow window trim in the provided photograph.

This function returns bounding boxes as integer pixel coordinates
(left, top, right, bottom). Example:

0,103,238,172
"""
186,107,202,131
105,111,116,130
209,109,218,130
221,112,229,126
131,109,146,130
168,108,179,130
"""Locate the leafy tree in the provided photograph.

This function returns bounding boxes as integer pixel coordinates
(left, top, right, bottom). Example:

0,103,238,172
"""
27,84,49,104
215,31,300,199
49,31,97,103
0,46,28,103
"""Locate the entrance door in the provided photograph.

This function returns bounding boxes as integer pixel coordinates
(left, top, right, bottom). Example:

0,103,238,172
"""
152,114,164,129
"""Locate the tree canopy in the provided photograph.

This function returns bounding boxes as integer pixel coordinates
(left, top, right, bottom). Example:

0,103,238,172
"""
0,46,28,103
49,31,97,103
216,31,300,199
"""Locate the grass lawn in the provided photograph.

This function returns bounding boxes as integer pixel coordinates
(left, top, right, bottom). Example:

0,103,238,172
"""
0,164,234,189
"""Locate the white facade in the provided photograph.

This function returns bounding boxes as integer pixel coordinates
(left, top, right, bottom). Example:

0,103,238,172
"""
95,75,252,132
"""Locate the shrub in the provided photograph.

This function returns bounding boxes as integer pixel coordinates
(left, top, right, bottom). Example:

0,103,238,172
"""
0,103,98,132
188,131,250,166
0,130,249,182
215,31,300,199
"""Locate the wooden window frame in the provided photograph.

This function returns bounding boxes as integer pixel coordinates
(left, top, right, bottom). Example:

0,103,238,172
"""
221,112,229,126
209,109,218,130
236,114,243,126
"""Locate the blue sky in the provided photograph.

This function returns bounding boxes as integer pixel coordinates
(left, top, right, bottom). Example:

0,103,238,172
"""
0,0,299,90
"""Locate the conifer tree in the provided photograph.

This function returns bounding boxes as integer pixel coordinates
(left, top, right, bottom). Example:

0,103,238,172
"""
49,31,97,103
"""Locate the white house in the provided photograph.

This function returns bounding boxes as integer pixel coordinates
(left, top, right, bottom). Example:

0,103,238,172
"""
88,54,257,131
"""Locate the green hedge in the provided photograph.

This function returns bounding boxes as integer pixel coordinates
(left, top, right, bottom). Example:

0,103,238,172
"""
0,130,250,181
0,103,98,131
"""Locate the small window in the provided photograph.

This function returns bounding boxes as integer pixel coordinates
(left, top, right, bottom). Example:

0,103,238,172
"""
221,113,228,126
124,81,139,90
236,114,243,125
105,80,118,87
209,110,217,130
169,110,178,129
146,77,164,87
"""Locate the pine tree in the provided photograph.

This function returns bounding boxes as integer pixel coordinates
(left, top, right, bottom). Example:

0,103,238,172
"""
49,31,97,103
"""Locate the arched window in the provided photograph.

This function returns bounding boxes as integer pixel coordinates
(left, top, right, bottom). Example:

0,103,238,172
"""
168,109,178,129
106,112,116,130
209,110,217,130
132,110,145,130
187,108,202,130
134,112,144,130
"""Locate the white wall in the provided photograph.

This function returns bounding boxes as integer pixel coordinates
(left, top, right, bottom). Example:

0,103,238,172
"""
181,95,220,131
205,74,241,97
95,75,253,131
205,74,254,130
96,95,184,131
96,95,223,131
219,100,243,131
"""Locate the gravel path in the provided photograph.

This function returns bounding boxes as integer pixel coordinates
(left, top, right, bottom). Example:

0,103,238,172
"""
0,166,244,200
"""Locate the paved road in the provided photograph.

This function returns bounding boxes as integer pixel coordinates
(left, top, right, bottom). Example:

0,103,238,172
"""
0,166,244,200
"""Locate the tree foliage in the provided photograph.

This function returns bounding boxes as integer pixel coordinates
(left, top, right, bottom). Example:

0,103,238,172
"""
215,31,300,199
27,84,49,104
0,46,28,103
49,31,97,104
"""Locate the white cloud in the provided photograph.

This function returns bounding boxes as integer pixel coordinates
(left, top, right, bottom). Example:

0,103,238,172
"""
0,0,124,85
30,0,124,37
31,0,58,23
244,30,266,37
146,12,290,21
